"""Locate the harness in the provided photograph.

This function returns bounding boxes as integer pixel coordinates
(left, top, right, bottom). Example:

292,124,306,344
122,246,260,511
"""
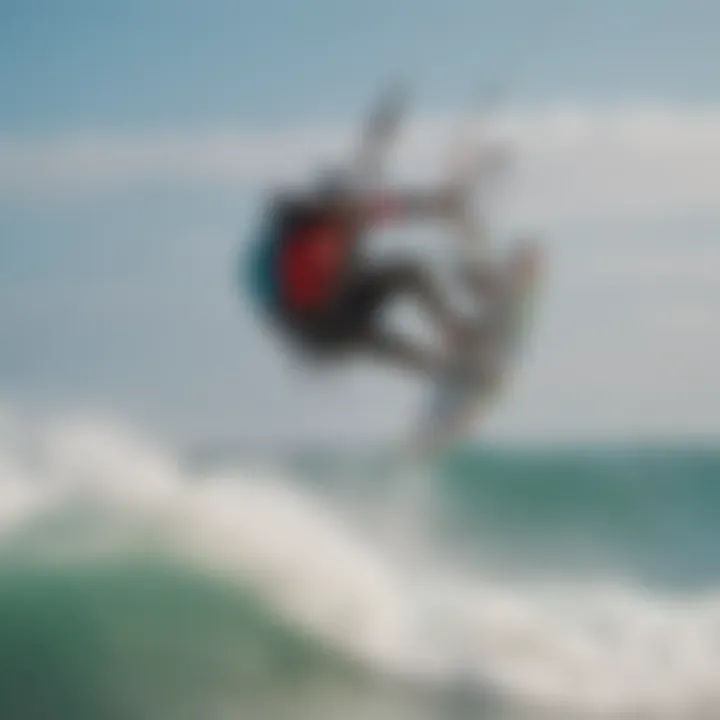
244,201,353,322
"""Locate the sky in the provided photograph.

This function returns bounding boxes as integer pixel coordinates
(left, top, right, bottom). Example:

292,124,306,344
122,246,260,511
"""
1,0,719,446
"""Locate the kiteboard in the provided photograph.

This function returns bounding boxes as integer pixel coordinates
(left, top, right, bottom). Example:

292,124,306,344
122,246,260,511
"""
410,111,543,456
413,245,542,455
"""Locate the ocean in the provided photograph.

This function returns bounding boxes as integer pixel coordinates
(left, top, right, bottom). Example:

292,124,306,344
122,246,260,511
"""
1,411,719,719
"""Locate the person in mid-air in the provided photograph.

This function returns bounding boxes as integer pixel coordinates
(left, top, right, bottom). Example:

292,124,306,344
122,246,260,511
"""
244,173,541,380
244,174,473,377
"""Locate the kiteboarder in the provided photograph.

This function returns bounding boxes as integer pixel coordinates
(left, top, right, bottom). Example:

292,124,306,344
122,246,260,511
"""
244,175,476,377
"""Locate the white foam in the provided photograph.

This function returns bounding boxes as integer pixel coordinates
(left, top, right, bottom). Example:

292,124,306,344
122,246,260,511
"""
0,407,719,716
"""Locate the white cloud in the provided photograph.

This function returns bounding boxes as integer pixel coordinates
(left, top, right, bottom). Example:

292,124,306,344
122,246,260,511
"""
650,303,718,334
1,106,720,224
582,248,720,285
0,123,352,201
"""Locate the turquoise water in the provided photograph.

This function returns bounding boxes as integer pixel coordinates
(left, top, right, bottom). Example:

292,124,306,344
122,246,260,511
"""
1,415,719,719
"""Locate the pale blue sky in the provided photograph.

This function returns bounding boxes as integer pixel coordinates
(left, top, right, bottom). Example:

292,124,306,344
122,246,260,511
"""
1,1,719,445
2,0,719,133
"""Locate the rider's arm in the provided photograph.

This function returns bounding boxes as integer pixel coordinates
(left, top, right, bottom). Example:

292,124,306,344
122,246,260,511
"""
363,189,461,226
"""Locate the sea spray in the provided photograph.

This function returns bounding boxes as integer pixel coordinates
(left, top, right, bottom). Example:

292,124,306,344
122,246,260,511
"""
0,409,719,717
